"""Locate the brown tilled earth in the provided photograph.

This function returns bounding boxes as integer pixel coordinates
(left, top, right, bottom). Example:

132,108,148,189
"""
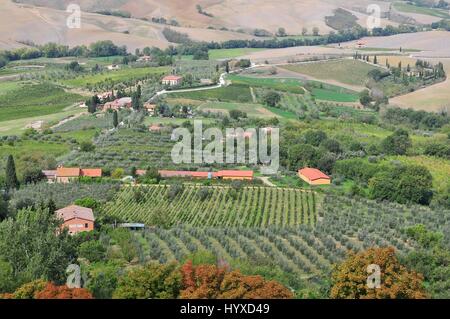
7,0,424,38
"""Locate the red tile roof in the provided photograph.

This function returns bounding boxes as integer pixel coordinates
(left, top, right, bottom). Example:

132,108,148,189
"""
136,170,147,176
81,168,102,178
163,75,183,81
216,170,254,178
56,205,95,222
158,170,210,178
56,167,81,177
298,168,330,181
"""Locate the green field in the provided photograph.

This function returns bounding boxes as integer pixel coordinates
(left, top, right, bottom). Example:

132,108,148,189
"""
208,48,265,60
387,155,450,193
228,75,306,94
198,101,279,118
393,2,450,19
0,140,70,176
103,185,319,227
62,66,169,87
280,59,381,86
171,84,253,103
229,74,359,102
0,106,83,136
310,85,359,102
0,82,82,122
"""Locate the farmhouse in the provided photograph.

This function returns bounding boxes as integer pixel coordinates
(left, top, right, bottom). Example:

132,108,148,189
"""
103,97,132,111
137,55,152,62
216,170,254,180
54,167,102,183
97,91,114,102
136,169,147,176
149,124,162,132
157,170,254,180
298,167,331,185
42,170,57,183
158,170,212,179
162,75,183,86
56,205,95,235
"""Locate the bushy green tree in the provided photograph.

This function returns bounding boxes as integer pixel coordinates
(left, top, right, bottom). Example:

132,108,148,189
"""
368,164,433,205
0,207,76,286
78,240,106,263
262,91,281,107
113,262,181,299
381,129,412,155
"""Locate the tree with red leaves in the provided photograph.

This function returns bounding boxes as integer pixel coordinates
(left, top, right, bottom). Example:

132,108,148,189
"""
1,281,93,299
180,261,293,299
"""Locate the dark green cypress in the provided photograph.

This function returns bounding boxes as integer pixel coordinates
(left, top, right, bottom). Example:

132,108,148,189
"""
5,155,19,191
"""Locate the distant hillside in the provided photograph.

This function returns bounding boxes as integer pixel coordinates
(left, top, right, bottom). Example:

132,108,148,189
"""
2,0,435,50
11,0,424,34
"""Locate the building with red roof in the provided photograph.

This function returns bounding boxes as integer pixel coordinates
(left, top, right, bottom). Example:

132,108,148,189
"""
162,75,183,86
298,167,331,185
216,170,254,180
56,205,95,235
54,167,102,183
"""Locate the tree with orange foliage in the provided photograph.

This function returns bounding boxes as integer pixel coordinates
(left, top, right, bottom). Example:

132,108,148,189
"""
180,261,293,299
1,281,93,299
330,247,428,299
34,282,93,299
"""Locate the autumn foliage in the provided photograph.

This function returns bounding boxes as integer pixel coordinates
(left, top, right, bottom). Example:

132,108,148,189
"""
330,247,429,299
180,261,293,299
34,282,93,299
1,281,93,299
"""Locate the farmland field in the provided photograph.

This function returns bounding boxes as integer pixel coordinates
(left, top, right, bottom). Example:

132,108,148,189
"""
198,101,279,118
102,185,320,227
228,74,306,94
171,84,253,103
61,66,169,88
209,48,266,60
393,2,450,19
0,82,82,122
121,194,450,278
280,59,381,86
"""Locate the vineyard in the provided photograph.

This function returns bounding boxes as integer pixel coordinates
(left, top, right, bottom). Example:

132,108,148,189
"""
102,185,319,227
122,194,450,277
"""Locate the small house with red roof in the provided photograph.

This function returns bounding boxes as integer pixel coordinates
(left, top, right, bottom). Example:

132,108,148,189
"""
162,75,183,86
216,170,254,181
298,168,331,185
55,167,102,183
56,205,95,235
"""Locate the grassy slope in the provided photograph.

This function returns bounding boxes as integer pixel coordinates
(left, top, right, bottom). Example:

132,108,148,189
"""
209,48,266,60
280,59,380,86
198,101,279,118
0,82,82,122
393,2,450,19
62,66,169,87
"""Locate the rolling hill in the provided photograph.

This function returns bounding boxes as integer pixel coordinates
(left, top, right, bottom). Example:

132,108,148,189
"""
1,0,440,50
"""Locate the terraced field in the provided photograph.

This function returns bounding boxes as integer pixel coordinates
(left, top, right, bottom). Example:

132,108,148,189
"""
103,185,319,227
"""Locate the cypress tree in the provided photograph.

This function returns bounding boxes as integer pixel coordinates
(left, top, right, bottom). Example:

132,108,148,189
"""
47,199,57,214
136,85,142,99
5,155,19,191
113,110,119,128
373,55,378,64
